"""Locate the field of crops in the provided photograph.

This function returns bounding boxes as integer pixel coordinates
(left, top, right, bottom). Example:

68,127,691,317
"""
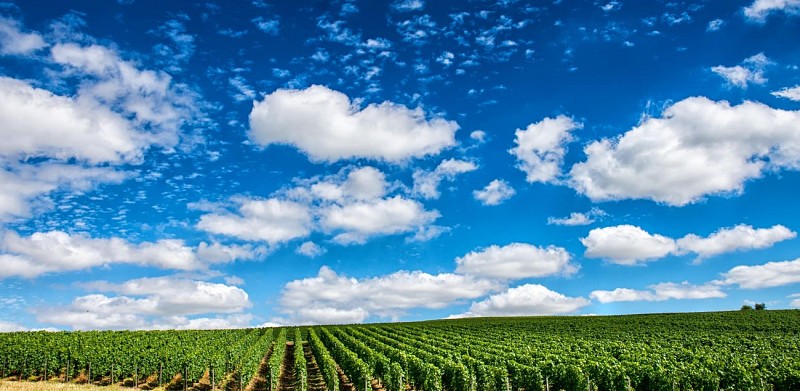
1,311,798,391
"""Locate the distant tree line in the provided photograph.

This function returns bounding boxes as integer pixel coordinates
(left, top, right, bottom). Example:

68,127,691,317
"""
740,303,767,311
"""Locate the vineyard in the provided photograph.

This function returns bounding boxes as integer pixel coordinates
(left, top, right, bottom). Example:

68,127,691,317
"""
1,311,799,391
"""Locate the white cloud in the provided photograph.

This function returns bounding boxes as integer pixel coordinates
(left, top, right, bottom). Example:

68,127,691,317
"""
0,77,145,163
412,158,477,199
287,166,388,204
744,0,800,22
582,224,794,266
392,0,425,12
547,207,606,226
470,130,487,143
677,224,795,261
277,266,499,324
0,38,198,224
0,164,128,221
509,115,582,183
590,282,726,303
454,284,589,317
406,225,450,243
0,17,46,55
154,314,254,330
320,196,439,244
707,19,724,31
297,241,325,258
455,243,578,280
205,167,441,246
473,179,516,206
790,294,800,308
569,97,800,206
711,53,771,88
197,198,313,245
342,166,388,200
36,277,251,330
51,43,194,147
252,16,280,35
772,85,800,101
0,320,27,332
721,258,800,289
0,230,261,279
601,1,621,12
248,85,458,163
581,225,677,265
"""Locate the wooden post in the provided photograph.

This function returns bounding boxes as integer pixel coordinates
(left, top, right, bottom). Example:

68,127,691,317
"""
184,365,188,391
44,356,47,381
135,363,139,388
88,361,91,384
212,365,215,391
111,363,114,385
159,362,163,386
506,375,511,391
66,357,70,383
545,376,549,391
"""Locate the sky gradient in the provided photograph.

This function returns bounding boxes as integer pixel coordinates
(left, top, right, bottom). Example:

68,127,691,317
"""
1,0,800,331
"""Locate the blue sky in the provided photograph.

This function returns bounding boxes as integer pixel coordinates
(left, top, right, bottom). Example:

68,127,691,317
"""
1,0,800,330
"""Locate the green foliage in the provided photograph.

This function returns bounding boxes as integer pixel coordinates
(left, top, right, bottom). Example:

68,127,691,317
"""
308,328,339,391
2,311,799,391
294,328,307,391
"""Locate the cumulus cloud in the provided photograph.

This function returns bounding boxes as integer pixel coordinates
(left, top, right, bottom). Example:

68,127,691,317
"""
711,53,771,88
0,230,261,279
569,97,800,206
454,284,589,317
0,77,145,164
743,0,800,22
197,198,313,245
0,37,198,224
676,224,795,261
0,17,46,55
473,179,515,206
297,241,325,257
277,266,500,324
455,243,578,280
248,85,458,163
582,224,794,265
202,167,442,246
547,207,606,226
509,115,582,183
320,196,439,244
51,43,195,147
590,282,726,303
36,277,251,330
470,130,487,143
721,258,800,289
582,225,677,265
772,85,800,101
412,158,477,199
